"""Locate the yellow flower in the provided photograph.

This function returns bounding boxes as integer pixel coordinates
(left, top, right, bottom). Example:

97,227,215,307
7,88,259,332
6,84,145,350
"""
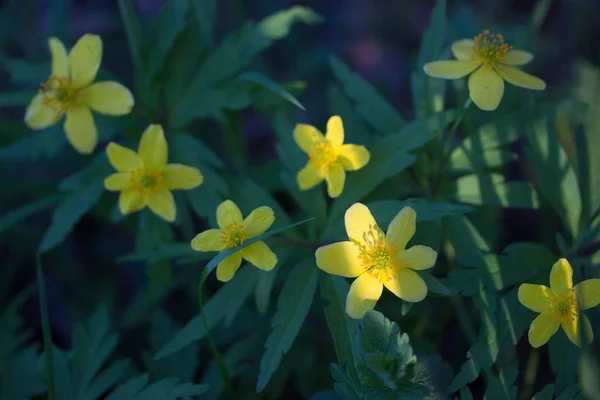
423,30,546,111
315,203,437,319
294,115,370,198
104,124,203,222
24,34,134,154
518,258,600,348
190,200,278,282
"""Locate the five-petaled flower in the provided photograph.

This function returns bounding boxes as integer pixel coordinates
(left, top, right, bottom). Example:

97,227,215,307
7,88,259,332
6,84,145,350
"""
423,30,546,111
104,124,203,222
315,203,437,319
24,34,134,154
191,200,278,282
518,258,600,348
294,115,370,198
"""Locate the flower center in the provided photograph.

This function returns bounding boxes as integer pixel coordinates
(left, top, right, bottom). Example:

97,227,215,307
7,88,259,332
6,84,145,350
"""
472,30,512,65
549,291,578,324
352,224,398,282
130,167,164,195
39,75,80,113
308,141,337,169
220,222,247,248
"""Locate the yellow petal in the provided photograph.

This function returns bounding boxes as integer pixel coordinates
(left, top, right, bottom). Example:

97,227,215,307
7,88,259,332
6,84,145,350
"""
574,279,600,310
398,245,437,271
315,241,365,278
518,284,552,313
243,206,275,237
550,258,573,295
217,200,243,228
147,190,176,222
119,190,145,215
104,172,131,191
468,65,504,111
346,273,383,319
191,229,224,252
451,39,475,60
423,60,481,79
562,314,593,347
293,123,324,153
138,124,168,167
82,81,134,115
503,50,534,66
49,37,68,78
384,268,427,302
68,34,102,89
325,163,345,198
163,164,203,190
24,94,61,129
297,162,324,190
216,252,242,282
241,241,277,271
64,106,97,154
386,206,416,251
345,203,377,246
494,64,546,90
106,142,143,172
338,144,370,171
528,311,560,348
325,115,344,149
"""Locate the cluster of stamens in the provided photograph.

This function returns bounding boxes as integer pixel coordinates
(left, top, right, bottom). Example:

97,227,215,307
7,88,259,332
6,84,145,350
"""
220,222,248,248
130,167,164,195
549,291,578,324
471,30,512,65
352,224,398,282
38,75,79,113
308,141,338,169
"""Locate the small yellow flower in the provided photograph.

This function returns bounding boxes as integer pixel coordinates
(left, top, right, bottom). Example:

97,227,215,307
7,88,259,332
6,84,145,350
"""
191,200,278,282
423,30,546,111
518,258,600,348
24,34,134,154
104,124,203,222
294,115,370,198
315,203,437,319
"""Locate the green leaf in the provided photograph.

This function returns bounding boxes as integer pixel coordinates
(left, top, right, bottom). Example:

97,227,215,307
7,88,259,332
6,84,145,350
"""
256,260,318,392
0,126,66,160
320,274,359,384
0,197,57,235
555,385,581,400
366,199,475,226
411,354,454,399
258,5,323,39
549,329,578,394
580,351,600,400
169,132,224,168
39,181,104,253
329,56,406,134
310,391,343,400
154,267,258,359
255,264,280,316
447,173,539,209
415,271,452,295
105,374,208,400
327,83,375,146
448,148,517,175
525,116,582,237
117,242,200,264
532,384,554,400
117,0,143,67
576,106,600,224
238,71,305,110
484,361,518,400
0,90,32,107
191,0,216,49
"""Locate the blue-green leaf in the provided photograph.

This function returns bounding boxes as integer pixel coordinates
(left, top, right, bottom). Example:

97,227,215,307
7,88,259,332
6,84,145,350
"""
117,0,143,67
447,173,539,209
105,374,208,400
258,5,323,40
0,197,58,235
366,199,475,226
238,72,305,110
532,384,554,400
0,126,66,160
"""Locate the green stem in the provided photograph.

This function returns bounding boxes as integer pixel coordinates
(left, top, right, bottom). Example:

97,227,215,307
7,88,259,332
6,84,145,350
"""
36,253,56,400
198,289,234,398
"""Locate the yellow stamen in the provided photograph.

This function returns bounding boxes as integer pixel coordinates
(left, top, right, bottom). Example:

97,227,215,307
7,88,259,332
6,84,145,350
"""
471,30,512,65
220,222,247,248
352,224,398,282
549,291,578,324
308,141,337,170
39,75,80,113
130,167,164,195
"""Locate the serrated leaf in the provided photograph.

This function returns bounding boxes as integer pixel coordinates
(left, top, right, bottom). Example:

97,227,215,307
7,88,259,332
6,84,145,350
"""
258,5,323,39
484,361,518,400
255,264,280,316
329,56,406,134
447,173,539,209
238,71,305,110
105,374,208,400
256,260,318,392
0,196,57,235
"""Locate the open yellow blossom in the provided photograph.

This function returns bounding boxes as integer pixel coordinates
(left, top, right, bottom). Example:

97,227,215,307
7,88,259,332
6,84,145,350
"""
423,30,546,111
294,116,370,198
104,124,203,222
190,200,278,282
24,34,134,154
316,203,437,319
518,258,600,348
